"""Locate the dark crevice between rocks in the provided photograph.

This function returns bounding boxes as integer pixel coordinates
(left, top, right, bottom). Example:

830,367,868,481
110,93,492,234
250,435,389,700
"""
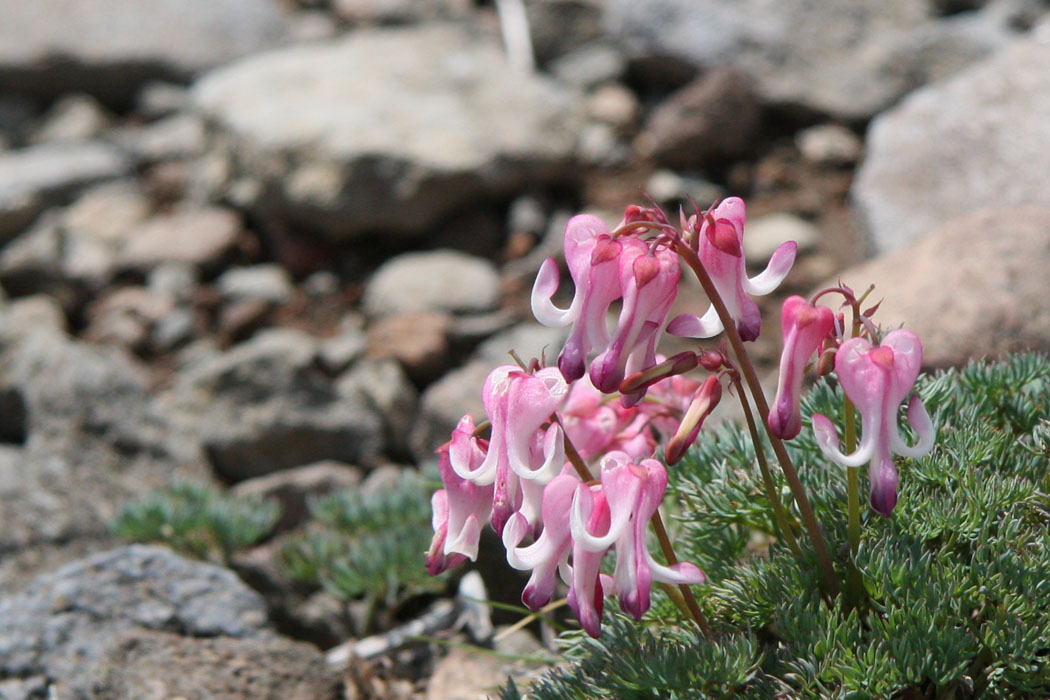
0,386,27,445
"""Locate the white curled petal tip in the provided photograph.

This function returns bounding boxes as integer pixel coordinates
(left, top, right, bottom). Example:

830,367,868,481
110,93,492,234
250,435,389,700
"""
892,396,936,459
811,413,872,468
743,240,797,296
445,514,482,561
647,557,706,585
513,423,565,484
667,307,724,338
569,486,622,553
531,257,576,327
501,512,532,569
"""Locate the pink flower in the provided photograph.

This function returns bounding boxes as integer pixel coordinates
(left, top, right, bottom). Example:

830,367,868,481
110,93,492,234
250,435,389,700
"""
531,212,682,403
454,366,568,534
668,197,796,342
425,416,494,575
571,452,705,621
502,474,579,611
768,296,836,439
559,373,656,462
588,241,681,404
566,482,612,637
811,330,936,517
531,215,623,382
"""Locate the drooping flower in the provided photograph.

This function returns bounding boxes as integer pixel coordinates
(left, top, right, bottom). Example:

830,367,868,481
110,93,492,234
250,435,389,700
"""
589,241,681,404
566,481,612,637
768,296,836,439
531,212,682,403
668,197,796,342
425,415,494,575
571,452,705,621
531,215,623,382
502,473,580,611
811,330,936,516
453,365,568,533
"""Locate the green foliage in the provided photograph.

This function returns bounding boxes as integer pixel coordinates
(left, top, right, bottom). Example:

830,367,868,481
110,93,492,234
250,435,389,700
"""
279,471,448,613
508,354,1050,699
110,481,280,563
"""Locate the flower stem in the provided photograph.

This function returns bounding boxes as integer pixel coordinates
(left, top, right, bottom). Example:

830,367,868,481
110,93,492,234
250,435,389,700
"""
553,414,713,637
731,376,803,558
844,400,860,558
675,244,841,599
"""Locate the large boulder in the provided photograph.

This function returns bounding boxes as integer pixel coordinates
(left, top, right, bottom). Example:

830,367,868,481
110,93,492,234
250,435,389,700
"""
604,0,1034,120
853,26,1050,252
191,23,584,240
0,0,291,106
828,206,1050,368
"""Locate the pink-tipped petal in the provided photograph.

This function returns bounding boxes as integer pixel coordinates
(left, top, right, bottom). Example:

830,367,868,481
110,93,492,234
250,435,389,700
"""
869,452,899,517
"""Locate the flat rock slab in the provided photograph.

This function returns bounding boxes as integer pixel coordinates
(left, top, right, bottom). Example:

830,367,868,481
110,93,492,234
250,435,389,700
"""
828,206,1050,368
0,545,271,698
192,23,583,240
853,27,1050,252
0,0,290,105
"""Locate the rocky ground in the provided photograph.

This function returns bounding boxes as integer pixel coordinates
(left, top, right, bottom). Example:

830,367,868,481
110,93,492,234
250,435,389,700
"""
2,0,1050,698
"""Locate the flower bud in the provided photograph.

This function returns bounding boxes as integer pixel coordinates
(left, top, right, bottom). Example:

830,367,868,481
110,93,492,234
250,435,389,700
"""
665,375,722,465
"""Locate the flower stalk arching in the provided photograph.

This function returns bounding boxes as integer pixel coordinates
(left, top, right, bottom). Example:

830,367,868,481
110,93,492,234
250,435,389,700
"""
673,240,841,599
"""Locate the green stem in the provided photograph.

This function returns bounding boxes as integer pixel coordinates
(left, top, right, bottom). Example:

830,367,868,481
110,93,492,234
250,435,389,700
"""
676,243,841,599
844,400,860,558
732,376,803,558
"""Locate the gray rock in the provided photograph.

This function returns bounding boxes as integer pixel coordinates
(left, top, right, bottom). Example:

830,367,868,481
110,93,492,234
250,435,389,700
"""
166,328,385,480
475,321,569,367
338,358,419,459
112,112,206,164
318,322,367,373
796,123,863,166
637,67,760,168
0,142,131,242
30,94,110,144
231,461,363,532
644,170,724,209
82,286,176,352
0,0,291,106
136,81,191,120
585,83,640,131
147,261,199,302
743,213,818,262
605,0,1026,120
829,206,1050,368
191,24,584,240
363,250,501,316
332,0,471,24
550,41,627,90
87,630,342,700
119,206,242,271
217,264,294,304
853,27,1050,253
366,311,453,385
0,545,271,698
411,359,490,459
526,0,606,64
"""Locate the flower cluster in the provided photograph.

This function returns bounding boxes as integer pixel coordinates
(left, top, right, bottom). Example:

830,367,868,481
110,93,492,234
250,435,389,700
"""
426,365,708,635
428,195,937,637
